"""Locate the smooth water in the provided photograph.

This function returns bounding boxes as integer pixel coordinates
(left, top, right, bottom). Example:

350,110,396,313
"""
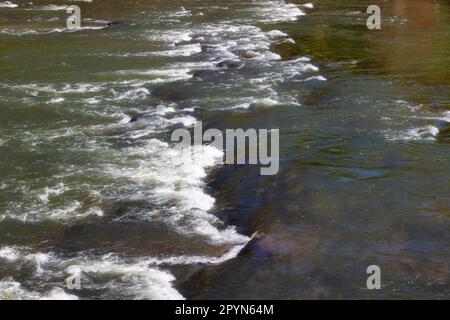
0,0,449,299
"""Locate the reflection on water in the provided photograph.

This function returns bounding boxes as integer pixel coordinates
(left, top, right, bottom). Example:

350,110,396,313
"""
374,0,449,89
0,0,449,299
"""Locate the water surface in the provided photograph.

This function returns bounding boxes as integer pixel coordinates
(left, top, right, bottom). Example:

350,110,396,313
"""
0,0,449,299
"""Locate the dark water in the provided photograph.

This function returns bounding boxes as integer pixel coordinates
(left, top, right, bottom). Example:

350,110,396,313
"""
0,0,449,299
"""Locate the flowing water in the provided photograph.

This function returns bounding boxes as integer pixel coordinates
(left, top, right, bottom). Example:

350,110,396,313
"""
0,0,449,299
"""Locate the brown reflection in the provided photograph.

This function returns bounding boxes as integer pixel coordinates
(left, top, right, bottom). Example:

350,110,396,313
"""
375,0,448,85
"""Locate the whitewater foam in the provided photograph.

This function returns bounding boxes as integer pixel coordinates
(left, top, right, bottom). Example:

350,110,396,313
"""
0,1,17,8
0,244,252,300
385,125,440,142
0,0,313,300
250,1,305,23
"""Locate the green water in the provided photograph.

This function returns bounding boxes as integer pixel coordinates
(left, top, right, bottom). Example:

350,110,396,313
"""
0,0,449,299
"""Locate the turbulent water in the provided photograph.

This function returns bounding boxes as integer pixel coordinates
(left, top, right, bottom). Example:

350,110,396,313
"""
0,0,449,299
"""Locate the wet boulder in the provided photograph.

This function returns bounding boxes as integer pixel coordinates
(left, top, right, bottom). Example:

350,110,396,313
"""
191,69,213,79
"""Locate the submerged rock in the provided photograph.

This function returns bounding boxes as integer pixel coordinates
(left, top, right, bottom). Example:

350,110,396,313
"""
105,21,121,29
201,44,219,53
215,59,244,69
129,116,139,123
436,120,450,142
431,101,449,110
176,36,206,46
191,69,212,79
240,50,258,59
241,231,296,258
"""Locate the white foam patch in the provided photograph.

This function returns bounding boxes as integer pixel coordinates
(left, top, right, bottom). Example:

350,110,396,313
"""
254,97,280,107
0,197,101,222
48,97,65,104
442,111,450,122
395,99,420,112
65,258,184,300
114,67,193,82
47,201,83,219
108,140,219,207
385,125,440,142
266,30,288,39
0,29,39,36
0,247,54,274
104,137,249,245
0,247,21,261
1,247,182,300
67,25,107,32
29,4,70,11
86,97,101,104
301,3,315,9
1,83,106,95
38,182,68,204
250,1,305,23
0,245,249,300
171,7,192,18
119,111,197,138
150,44,202,57
0,25,106,36
0,1,17,8
61,83,105,93
112,87,150,101
147,30,192,44
0,280,79,300
39,288,80,300
143,242,249,266
152,104,176,116
303,75,327,82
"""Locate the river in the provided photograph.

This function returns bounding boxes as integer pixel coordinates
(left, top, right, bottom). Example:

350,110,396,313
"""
0,0,449,299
